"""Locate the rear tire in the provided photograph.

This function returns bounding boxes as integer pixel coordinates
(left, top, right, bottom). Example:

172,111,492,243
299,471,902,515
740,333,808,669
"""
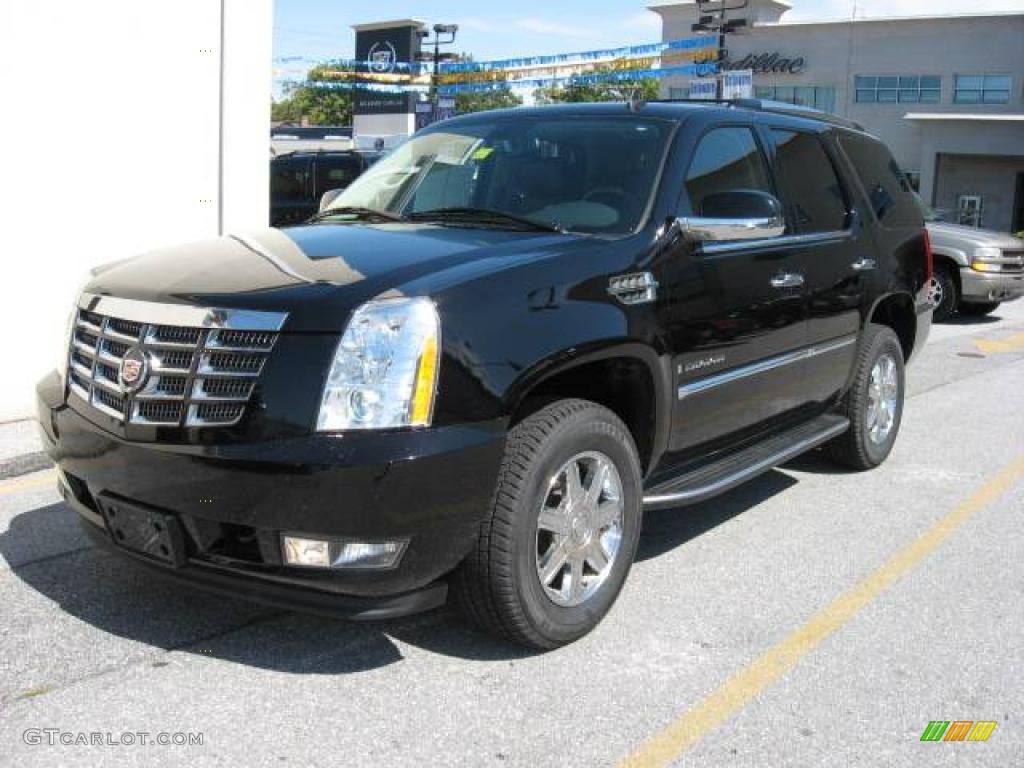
827,324,905,471
454,399,642,649
927,264,958,322
958,301,1000,317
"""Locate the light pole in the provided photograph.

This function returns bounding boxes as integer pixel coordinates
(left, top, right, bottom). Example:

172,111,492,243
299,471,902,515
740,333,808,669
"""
417,23,459,119
692,0,749,98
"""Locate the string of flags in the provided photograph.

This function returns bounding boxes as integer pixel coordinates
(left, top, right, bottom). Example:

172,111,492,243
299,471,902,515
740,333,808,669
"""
280,35,718,95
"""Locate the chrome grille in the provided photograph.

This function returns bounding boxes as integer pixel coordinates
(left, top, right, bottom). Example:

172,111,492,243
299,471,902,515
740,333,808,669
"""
67,299,286,428
1001,250,1023,273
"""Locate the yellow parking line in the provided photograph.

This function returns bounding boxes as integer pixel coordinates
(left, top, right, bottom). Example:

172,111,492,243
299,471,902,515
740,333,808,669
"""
974,331,1024,354
619,453,1024,768
0,469,57,496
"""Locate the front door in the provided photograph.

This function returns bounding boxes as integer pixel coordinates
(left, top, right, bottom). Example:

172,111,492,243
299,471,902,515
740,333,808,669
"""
661,124,809,455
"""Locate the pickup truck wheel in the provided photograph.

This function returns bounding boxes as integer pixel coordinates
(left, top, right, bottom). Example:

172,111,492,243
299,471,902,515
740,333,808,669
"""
927,264,957,322
827,324,905,470
454,399,642,649
958,301,1000,316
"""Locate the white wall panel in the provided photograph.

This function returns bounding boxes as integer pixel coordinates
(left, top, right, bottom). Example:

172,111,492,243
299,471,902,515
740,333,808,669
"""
0,0,272,420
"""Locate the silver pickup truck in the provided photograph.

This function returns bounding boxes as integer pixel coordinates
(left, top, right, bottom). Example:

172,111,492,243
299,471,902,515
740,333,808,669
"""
922,204,1024,321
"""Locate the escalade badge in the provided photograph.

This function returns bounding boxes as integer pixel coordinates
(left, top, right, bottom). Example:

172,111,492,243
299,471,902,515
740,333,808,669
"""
118,346,149,393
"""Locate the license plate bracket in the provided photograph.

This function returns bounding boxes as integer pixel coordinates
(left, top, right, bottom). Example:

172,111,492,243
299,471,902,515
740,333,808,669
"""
97,495,187,567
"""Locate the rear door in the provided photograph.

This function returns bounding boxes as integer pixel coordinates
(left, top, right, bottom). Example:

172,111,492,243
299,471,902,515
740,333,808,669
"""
664,123,810,454
763,126,867,406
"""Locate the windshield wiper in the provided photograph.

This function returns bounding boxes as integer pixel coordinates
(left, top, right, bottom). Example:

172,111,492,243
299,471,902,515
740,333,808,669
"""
407,207,565,234
308,206,405,224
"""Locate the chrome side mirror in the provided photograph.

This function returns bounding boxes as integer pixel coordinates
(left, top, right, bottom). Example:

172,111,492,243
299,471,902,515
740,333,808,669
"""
319,188,346,213
678,189,786,243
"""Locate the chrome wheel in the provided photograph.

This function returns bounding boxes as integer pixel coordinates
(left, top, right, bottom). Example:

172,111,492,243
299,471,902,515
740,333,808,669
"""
535,451,624,607
926,276,943,309
866,353,899,445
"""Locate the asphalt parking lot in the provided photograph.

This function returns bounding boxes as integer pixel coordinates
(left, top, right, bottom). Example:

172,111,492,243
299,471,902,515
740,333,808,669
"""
2,301,1023,767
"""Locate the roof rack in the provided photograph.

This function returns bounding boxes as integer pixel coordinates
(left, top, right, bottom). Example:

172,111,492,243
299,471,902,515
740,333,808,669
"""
645,97,864,131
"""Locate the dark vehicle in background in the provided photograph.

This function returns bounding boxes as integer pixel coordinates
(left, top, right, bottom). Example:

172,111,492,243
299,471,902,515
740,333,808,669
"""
270,150,381,227
39,101,931,649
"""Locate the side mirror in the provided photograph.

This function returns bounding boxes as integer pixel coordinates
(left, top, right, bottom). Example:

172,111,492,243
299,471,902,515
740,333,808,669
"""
678,190,785,243
318,188,346,213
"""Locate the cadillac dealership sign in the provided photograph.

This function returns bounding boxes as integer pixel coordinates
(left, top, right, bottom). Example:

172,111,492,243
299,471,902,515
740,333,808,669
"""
698,51,806,77
722,51,806,74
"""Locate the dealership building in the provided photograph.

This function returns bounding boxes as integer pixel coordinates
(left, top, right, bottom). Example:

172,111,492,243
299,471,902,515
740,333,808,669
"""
651,1,1024,232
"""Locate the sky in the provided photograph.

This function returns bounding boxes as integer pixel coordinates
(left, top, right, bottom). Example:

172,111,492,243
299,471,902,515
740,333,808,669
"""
273,0,1022,93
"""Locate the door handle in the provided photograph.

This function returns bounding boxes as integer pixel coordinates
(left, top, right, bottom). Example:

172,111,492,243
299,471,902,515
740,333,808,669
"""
851,257,876,271
770,272,805,289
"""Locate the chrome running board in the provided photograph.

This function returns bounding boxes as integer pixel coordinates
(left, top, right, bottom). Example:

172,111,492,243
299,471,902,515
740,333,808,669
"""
642,414,850,510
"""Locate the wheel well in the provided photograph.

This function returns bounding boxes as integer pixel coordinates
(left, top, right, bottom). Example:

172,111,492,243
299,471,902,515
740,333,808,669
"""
514,357,657,472
870,294,916,360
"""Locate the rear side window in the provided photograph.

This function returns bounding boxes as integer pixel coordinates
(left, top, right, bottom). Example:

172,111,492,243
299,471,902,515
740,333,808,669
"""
770,129,848,233
685,127,772,215
836,131,920,227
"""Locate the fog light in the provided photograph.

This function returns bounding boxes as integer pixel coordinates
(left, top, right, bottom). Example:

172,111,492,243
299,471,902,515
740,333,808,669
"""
282,536,331,567
332,540,405,568
281,535,406,569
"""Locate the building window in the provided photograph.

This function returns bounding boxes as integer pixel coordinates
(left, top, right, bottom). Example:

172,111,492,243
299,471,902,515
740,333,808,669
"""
957,195,984,228
855,75,940,104
754,85,836,113
954,74,1011,104
669,87,690,100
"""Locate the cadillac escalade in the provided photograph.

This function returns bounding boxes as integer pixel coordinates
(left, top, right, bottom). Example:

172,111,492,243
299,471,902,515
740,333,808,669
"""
37,101,932,648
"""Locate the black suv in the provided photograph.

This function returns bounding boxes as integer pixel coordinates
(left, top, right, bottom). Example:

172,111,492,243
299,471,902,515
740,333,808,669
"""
270,150,379,227
38,101,931,649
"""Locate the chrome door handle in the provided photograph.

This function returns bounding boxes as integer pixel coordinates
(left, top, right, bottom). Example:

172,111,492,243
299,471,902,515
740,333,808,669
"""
851,257,876,271
770,272,805,289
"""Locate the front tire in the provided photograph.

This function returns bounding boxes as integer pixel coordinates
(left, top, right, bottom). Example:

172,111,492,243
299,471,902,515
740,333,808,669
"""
958,301,1000,317
927,264,958,322
454,399,642,649
827,324,905,470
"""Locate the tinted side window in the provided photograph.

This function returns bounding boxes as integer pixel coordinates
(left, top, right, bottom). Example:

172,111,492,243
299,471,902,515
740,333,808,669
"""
771,129,848,233
315,156,362,198
685,127,772,215
836,132,919,227
271,157,310,199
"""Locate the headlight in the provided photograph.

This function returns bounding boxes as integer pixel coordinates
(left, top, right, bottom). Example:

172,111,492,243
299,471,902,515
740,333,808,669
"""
973,246,1002,262
317,297,440,431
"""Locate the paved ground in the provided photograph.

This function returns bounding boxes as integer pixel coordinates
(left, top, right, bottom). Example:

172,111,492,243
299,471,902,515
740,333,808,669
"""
1,302,1023,767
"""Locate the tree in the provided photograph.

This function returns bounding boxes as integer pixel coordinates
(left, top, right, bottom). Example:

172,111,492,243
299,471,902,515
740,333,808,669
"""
445,54,522,115
535,65,659,104
455,86,522,114
272,64,354,125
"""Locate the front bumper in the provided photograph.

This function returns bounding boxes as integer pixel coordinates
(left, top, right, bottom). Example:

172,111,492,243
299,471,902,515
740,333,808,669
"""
959,267,1024,304
37,371,506,617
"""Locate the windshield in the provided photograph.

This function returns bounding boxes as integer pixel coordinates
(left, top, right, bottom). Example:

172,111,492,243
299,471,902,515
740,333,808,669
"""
329,116,672,236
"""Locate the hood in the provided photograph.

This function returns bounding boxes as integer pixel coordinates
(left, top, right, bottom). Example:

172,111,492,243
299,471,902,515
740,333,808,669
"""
927,221,1024,252
85,223,589,332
